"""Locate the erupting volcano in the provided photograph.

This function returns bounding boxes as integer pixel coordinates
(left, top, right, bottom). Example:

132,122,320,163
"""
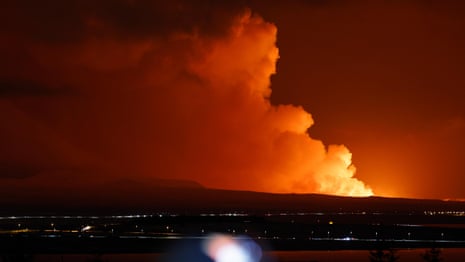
0,4,376,200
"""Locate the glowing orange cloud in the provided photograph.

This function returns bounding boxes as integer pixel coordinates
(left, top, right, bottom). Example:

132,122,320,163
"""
152,11,373,196
0,6,372,197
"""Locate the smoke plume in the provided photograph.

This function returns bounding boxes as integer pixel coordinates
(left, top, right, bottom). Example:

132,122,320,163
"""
0,2,372,196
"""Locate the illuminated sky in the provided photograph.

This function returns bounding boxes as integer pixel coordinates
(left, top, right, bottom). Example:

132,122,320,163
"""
1,0,464,200
255,1,465,199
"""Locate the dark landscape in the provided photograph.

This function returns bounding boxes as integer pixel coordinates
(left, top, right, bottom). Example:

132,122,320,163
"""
1,184,465,261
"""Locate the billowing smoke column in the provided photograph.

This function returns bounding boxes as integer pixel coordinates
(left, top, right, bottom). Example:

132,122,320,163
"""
0,3,373,196
161,12,373,196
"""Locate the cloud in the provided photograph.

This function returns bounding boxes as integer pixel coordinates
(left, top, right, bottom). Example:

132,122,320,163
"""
0,1,372,197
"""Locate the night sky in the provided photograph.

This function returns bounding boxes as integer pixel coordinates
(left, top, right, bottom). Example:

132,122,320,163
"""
1,0,464,201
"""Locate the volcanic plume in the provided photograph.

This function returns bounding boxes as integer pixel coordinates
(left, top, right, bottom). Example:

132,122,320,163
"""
0,3,372,197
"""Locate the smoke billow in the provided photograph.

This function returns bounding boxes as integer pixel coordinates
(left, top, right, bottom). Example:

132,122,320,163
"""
0,2,372,196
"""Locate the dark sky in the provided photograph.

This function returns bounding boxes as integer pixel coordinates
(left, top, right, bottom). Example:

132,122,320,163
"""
1,0,464,200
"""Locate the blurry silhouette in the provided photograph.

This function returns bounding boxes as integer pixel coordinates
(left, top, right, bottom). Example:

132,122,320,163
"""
421,248,443,262
369,249,399,262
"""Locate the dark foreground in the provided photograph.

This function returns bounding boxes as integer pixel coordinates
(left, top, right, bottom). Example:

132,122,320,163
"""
1,211,465,254
2,190,465,261
2,235,465,254
3,249,465,262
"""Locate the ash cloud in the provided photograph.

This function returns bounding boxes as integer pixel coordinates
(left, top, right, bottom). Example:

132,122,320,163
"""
0,1,372,196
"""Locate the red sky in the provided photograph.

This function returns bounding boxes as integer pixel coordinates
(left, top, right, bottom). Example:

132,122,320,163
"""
255,1,465,199
1,0,464,200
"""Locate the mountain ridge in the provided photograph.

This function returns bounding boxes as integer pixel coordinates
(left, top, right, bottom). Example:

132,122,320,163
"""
1,178,464,215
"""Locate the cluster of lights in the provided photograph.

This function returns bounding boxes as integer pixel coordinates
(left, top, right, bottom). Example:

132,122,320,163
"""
424,211,465,216
263,211,385,216
0,213,182,221
200,213,247,217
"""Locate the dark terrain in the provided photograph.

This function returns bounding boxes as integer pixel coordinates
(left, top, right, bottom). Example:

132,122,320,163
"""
1,182,465,257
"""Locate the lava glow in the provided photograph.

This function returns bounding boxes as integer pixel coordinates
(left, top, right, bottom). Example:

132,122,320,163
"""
181,12,374,196
0,6,374,198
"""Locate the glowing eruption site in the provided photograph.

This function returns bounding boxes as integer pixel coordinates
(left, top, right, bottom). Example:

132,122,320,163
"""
158,12,373,196
0,4,373,197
